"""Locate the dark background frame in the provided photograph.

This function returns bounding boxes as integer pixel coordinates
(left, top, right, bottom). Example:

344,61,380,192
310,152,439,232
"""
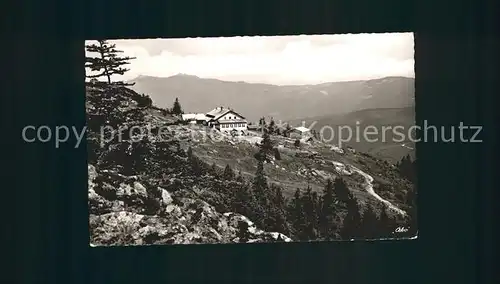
4,0,497,283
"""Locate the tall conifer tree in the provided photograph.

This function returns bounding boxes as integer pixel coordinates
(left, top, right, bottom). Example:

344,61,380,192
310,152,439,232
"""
85,40,136,86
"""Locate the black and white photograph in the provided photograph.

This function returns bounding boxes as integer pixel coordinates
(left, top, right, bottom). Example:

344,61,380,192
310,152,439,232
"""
86,32,417,246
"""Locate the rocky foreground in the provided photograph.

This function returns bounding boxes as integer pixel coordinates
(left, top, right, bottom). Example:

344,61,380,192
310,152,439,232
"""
88,164,291,246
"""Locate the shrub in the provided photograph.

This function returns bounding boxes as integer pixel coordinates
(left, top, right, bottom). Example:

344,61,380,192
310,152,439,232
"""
294,139,301,147
160,108,169,116
135,93,153,107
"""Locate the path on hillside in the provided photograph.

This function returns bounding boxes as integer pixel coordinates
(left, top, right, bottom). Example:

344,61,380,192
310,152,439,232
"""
350,166,407,216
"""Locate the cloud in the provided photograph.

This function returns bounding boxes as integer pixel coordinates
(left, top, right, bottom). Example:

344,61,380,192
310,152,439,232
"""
85,32,414,85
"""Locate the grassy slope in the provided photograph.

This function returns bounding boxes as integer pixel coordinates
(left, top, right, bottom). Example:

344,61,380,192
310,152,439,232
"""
172,125,413,216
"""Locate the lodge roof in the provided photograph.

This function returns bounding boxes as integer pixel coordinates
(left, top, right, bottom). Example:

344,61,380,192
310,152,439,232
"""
294,126,311,132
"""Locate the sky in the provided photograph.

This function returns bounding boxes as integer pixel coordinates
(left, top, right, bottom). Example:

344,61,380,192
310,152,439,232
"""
85,32,414,85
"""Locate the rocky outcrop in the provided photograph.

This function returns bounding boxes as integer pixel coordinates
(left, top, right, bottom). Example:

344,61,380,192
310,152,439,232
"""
88,165,292,246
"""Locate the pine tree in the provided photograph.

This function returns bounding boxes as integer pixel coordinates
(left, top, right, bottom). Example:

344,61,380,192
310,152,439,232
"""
172,98,183,115
259,117,267,126
300,187,319,240
267,184,289,234
397,154,416,183
255,130,274,162
252,158,269,222
253,159,268,195
223,164,235,180
311,191,322,229
268,118,276,134
261,130,273,153
319,179,337,240
231,182,251,216
340,197,363,239
285,124,292,137
258,117,267,132
85,40,136,86
288,189,307,238
360,204,379,239
333,177,351,204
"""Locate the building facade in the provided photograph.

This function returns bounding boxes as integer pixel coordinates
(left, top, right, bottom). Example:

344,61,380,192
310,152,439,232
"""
182,107,248,135
290,126,312,139
206,107,248,134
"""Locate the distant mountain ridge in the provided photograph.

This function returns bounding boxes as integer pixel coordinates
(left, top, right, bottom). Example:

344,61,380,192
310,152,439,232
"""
128,75,415,122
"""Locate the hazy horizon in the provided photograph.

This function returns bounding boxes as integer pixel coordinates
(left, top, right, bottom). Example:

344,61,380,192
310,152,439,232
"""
85,32,414,85
130,73,415,86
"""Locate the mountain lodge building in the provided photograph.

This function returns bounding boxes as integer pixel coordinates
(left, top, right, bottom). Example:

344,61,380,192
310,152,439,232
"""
290,126,312,139
206,107,248,133
182,106,248,134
